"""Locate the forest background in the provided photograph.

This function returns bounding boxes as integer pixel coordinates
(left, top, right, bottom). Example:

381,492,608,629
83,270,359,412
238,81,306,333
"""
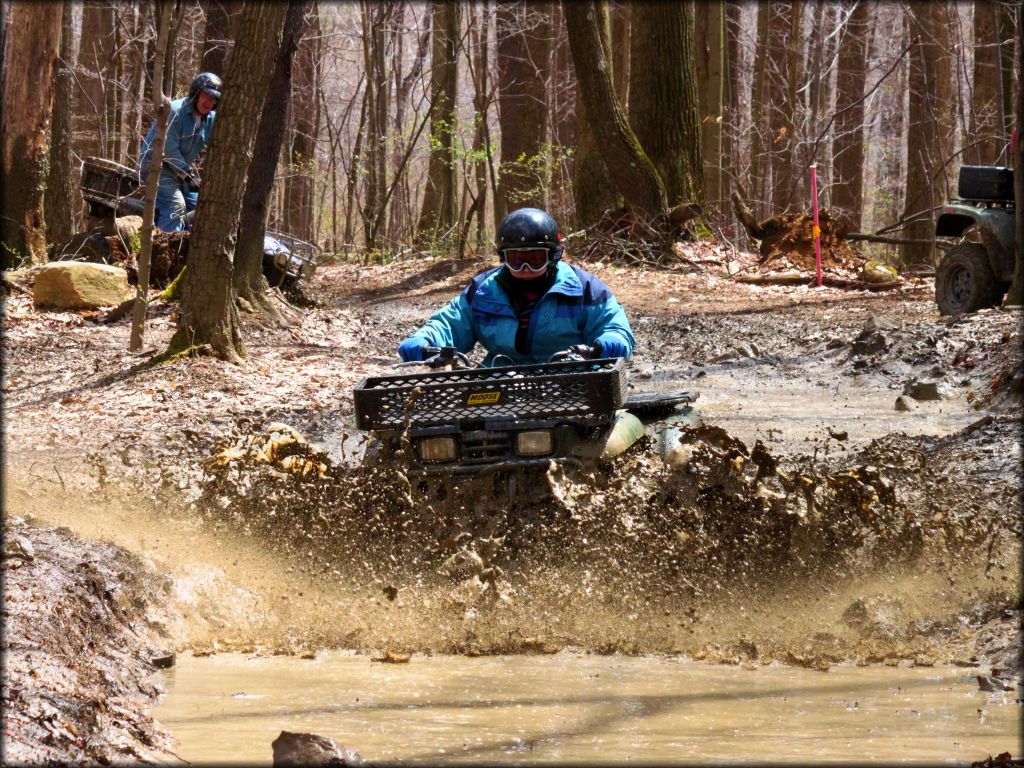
0,0,1020,358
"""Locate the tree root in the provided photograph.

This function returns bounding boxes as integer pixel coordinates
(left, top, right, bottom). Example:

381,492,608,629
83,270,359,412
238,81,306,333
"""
158,266,187,301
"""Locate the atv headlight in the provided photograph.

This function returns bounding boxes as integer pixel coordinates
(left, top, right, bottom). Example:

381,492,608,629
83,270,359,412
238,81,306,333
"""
516,430,553,456
418,436,456,462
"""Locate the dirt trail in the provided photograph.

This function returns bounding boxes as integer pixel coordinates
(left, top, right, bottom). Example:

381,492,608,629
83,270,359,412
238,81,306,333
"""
3,256,1022,761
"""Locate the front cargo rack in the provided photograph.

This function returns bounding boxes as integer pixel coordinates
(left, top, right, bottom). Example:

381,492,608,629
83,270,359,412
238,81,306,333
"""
354,358,627,431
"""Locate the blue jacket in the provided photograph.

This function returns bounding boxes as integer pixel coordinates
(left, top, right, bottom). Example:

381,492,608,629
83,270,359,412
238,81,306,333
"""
139,97,215,179
408,262,636,366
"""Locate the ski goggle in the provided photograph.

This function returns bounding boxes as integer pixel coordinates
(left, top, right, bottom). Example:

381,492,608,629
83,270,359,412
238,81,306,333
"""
502,247,551,273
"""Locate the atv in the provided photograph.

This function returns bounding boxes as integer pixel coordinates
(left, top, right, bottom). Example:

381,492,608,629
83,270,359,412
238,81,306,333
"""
352,345,699,501
934,165,1015,315
76,155,318,289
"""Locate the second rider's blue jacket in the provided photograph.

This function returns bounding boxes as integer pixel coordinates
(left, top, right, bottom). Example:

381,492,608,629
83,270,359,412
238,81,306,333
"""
139,97,215,180
406,261,636,366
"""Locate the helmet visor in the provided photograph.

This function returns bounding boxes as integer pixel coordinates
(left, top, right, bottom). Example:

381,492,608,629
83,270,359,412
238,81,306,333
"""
503,247,550,273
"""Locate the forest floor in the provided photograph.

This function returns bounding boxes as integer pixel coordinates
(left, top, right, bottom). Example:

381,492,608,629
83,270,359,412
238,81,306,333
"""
2,251,1022,762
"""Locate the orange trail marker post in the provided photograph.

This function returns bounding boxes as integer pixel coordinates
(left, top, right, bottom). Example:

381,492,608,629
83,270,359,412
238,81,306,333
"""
810,164,823,287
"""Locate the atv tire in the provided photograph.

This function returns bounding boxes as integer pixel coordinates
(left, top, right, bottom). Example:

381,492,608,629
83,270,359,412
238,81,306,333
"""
935,243,998,315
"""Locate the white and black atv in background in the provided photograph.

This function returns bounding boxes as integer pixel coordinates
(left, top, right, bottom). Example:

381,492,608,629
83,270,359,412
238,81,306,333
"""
68,156,318,290
933,165,1015,315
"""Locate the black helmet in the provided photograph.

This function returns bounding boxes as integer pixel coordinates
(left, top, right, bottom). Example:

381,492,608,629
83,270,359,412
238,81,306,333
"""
189,72,222,103
497,208,564,262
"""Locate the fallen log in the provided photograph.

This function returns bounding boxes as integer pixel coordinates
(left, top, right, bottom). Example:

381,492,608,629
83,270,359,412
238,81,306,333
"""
845,232,950,249
734,272,903,292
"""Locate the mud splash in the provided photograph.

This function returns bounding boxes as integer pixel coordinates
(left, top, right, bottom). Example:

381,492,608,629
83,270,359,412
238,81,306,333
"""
156,413,1021,662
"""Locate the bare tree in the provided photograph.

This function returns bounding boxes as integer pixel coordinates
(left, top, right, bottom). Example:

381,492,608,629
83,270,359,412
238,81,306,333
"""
571,0,618,226
832,0,870,228
695,0,725,211
235,0,311,320
610,1,630,109
628,2,705,206
0,2,62,267
416,1,459,246
767,1,801,213
130,1,184,352
899,0,953,267
284,4,321,242
749,2,771,216
564,0,666,219
165,2,289,363
495,1,553,218
971,0,1007,164
45,0,84,249
200,0,239,76
1004,1,1023,305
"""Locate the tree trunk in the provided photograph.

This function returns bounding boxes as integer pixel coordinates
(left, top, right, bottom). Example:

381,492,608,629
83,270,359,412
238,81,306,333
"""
468,0,492,249
571,0,619,226
749,2,770,216
234,0,309,317
610,1,630,109
416,1,459,246
767,2,800,213
284,4,320,243
45,0,84,251
0,2,61,267
166,2,289,363
628,2,704,207
721,0,742,235
565,0,666,219
495,1,554,219
343,86,369,250
832,0,870,228
694,0,724,212
130,1,181,352
362,1,391,252
200,0,238,76
899,1,953,267
1004,2,1023,306
971,0,1005,164
997,2,1015,143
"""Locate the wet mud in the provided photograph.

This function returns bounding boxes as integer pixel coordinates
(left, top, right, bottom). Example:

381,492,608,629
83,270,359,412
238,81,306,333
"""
3,256,1022,762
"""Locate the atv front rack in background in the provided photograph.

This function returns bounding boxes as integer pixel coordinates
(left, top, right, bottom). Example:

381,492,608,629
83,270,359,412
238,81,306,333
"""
354,358,627,431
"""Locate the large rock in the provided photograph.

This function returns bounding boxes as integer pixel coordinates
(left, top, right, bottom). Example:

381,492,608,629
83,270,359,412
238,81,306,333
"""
34,262,131,309
272,731,362,767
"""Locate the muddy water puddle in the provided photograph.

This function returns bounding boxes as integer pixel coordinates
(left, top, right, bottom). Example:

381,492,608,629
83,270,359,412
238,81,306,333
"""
155,654,1018,764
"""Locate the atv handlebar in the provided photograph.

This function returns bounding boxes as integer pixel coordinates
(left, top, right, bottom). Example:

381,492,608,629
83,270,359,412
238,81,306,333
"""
393,346,476,370
546,344,599,363
394,343,606,370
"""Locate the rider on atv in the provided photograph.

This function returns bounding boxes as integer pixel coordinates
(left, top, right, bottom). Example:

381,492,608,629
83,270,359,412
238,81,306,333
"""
139,72,221,232
398,208,636,366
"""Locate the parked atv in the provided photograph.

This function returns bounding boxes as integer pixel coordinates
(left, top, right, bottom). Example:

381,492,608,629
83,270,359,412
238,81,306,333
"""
77,156,318,289
934,165,1015,314
353,345,699,500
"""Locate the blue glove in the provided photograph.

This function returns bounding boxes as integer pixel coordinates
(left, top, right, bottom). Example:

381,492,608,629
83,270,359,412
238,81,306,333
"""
398,336,428,362
595,335,629,359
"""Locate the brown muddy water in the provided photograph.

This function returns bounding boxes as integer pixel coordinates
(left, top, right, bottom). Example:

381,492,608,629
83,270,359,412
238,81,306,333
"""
154,653,1019,764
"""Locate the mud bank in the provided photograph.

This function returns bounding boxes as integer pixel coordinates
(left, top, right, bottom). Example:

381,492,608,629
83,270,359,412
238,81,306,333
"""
2,517,178,764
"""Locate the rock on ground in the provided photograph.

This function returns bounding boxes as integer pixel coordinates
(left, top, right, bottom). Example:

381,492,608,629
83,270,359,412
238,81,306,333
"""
33,262,131,309
272,731,362,766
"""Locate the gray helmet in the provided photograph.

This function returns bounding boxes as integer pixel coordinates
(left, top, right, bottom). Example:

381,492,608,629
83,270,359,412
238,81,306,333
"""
189,72,222,104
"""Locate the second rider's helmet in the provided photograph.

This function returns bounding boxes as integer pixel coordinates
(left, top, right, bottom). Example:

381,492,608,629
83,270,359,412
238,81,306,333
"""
496,208,564,275
189,72,223,105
